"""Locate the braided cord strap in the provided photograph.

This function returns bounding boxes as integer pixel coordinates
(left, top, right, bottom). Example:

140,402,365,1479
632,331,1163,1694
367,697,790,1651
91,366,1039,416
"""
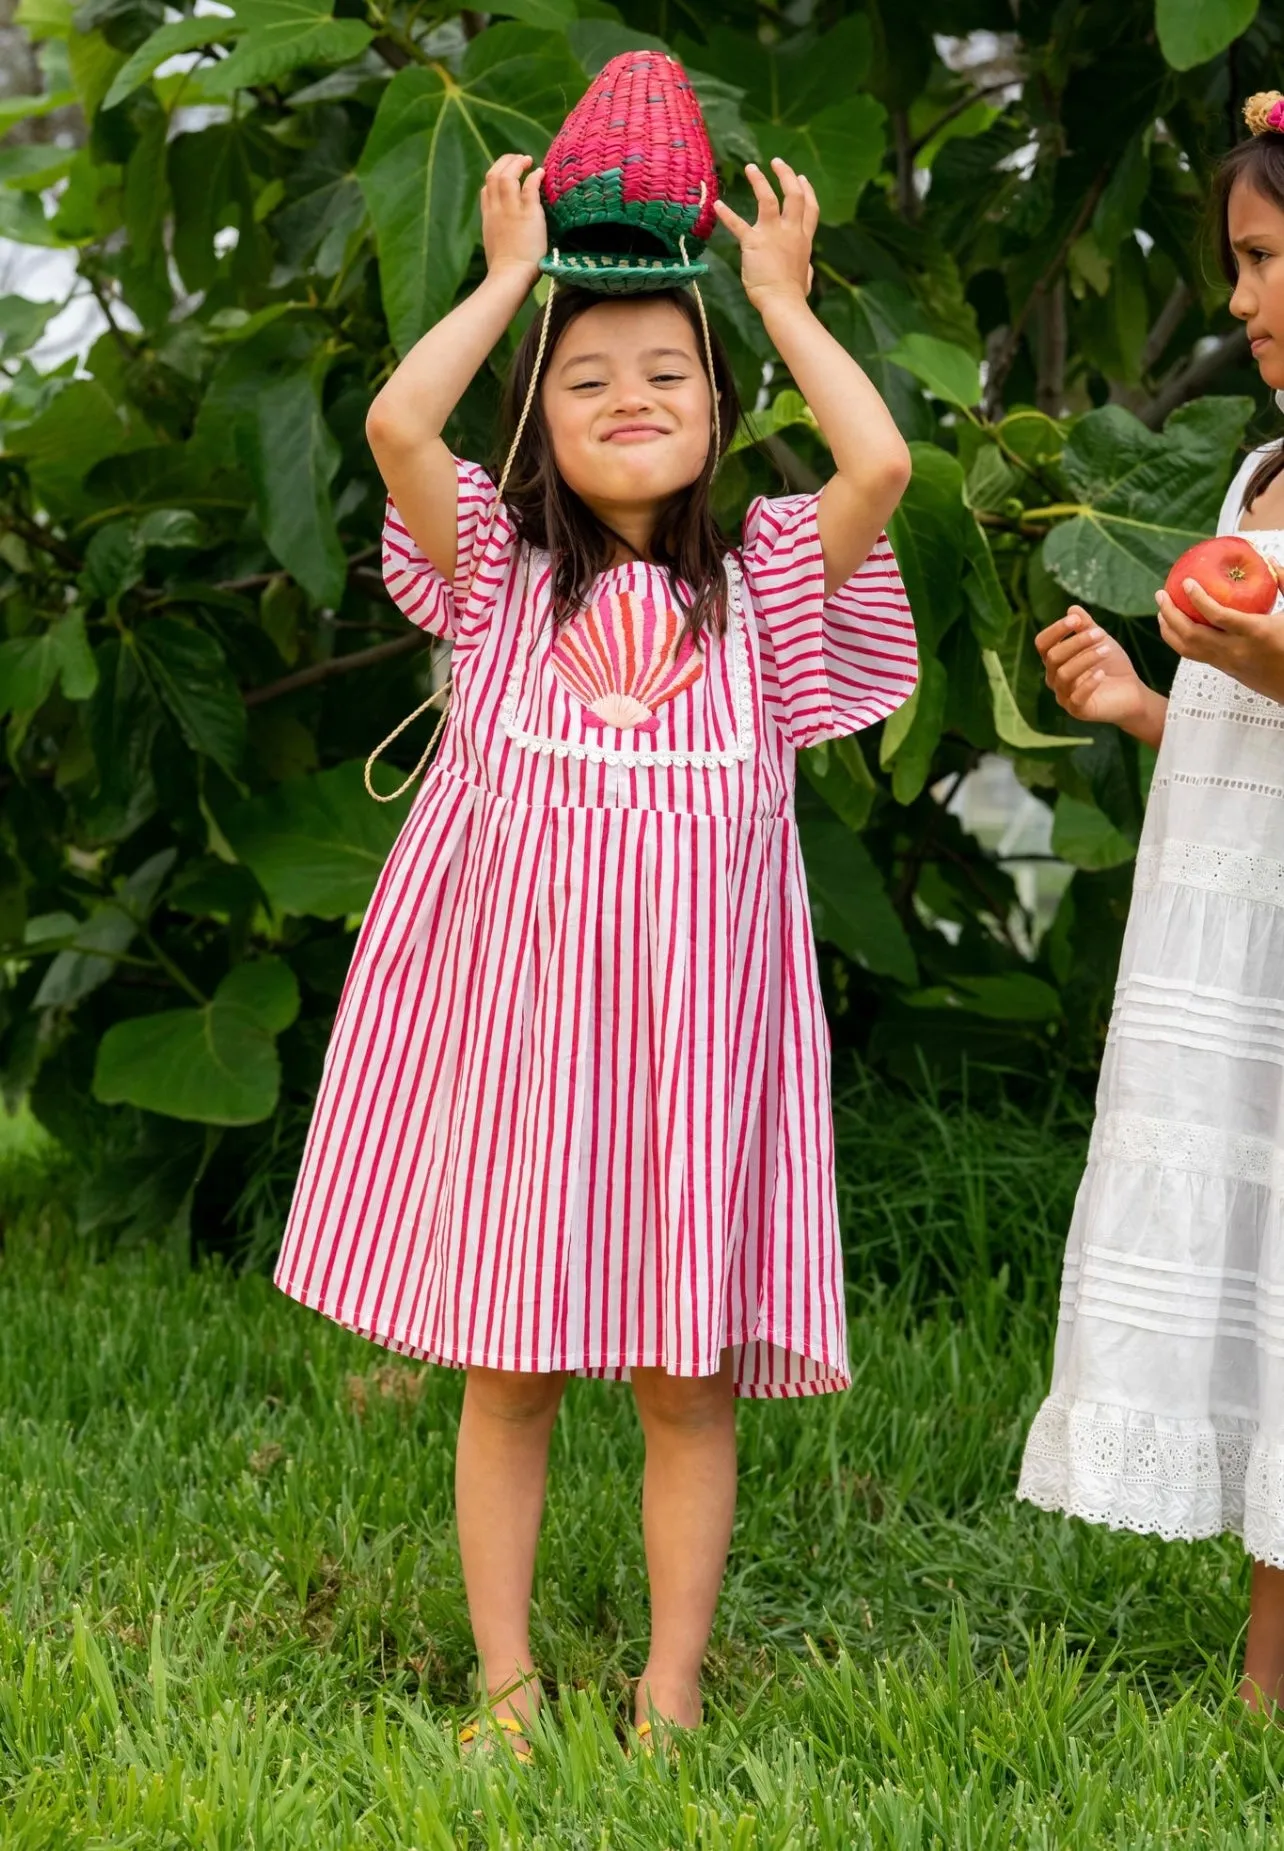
364,279,559,803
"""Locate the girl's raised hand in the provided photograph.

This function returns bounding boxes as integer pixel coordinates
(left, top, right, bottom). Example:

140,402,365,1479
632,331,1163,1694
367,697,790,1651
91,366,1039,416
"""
480,154,546,282
713,159,818,311
1037,606,1150,728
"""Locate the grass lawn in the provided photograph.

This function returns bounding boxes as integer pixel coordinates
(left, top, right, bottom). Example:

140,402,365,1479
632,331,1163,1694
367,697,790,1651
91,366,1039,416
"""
0,1080,1280,1848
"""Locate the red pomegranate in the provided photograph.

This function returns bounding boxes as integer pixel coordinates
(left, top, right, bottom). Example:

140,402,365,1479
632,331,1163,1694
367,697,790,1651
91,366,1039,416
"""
1164,536,1279,625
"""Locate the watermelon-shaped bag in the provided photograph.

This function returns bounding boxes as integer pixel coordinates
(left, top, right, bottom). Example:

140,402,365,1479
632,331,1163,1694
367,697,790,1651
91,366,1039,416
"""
540,51,719,294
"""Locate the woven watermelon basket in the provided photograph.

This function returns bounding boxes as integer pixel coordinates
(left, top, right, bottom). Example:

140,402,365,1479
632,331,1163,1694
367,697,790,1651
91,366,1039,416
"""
540,51,719,295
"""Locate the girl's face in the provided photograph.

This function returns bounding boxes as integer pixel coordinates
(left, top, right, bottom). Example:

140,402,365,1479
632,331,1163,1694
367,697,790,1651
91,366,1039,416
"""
540,298,714,515
1228,176,1284,390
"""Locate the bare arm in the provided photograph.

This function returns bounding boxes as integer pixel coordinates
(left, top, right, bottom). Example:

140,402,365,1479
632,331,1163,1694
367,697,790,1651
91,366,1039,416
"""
714,160,912,595
365,154,547,583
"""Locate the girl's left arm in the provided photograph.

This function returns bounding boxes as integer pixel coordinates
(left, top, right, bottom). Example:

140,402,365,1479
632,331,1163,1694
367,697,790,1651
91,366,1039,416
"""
716,161,913,595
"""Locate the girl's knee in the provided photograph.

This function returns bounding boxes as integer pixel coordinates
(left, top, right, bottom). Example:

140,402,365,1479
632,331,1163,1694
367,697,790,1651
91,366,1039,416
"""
632,1365,734,1433
465,1367,565,1424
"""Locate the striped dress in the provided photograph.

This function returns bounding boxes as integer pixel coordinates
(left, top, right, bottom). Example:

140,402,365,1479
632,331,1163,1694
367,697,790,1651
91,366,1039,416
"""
275,460,916,1397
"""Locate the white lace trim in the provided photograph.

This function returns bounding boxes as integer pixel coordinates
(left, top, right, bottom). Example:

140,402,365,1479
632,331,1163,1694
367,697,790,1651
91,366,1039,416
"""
1091,1109,1284,1188
1018,1396,1284,1567
1133,839,1284,910
1150,770,1284,801
499,558,755,770
1167,661,1284,731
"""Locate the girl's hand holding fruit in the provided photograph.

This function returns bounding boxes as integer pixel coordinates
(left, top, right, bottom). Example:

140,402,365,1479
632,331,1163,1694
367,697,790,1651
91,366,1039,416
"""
1156,535,1284,704
1037,608,1168,746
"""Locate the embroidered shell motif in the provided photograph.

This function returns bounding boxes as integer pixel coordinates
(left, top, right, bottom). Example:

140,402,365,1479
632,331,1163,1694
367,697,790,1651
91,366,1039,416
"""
550,584,703,733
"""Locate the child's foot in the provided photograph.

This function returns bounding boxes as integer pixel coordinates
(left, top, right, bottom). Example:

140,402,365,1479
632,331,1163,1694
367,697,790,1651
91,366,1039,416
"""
632,1671,701,1751
461,1672,542,1762
1238,1673,1284,1721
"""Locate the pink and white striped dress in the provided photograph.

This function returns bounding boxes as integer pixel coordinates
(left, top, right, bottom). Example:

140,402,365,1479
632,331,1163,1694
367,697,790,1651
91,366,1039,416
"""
275,461,916,1397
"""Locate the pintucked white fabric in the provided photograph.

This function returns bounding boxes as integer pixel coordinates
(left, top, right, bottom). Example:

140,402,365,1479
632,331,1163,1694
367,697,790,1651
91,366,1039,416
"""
275,461,917,1398
1019,443,1284,1565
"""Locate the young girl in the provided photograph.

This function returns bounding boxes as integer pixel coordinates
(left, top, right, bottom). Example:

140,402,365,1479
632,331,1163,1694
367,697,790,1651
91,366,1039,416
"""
1019,93,1284,1713
273,147,915,1750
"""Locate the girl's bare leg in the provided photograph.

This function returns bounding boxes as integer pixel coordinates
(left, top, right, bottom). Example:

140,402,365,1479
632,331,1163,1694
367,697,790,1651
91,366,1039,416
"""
630,1355,737,1730
455,1366,567,1737
1241,1560,1284,1714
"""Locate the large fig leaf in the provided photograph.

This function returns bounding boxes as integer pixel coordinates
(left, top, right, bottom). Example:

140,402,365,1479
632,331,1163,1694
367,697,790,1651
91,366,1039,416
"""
1041,398,1254,616
797,788,916,984
222,759,413,918
357,27,584,355
237,369,347,607
136,617,247,777
93,957,300,1125
1155,0,1257,71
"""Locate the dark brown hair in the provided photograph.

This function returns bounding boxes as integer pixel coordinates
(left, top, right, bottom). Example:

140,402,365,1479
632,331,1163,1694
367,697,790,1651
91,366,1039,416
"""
496,286,741,639
1213,126,1284,510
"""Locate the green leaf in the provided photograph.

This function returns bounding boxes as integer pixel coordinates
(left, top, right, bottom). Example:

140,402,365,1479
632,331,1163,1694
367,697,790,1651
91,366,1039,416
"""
136,618,247,777
885,332,981,408
194,8,372,98
0,88,75,135
981,650,1083,752
727,389,818,457
53,610,99,700
93,956,299,1125
221,759,413,918
239,370,346,607
1155,0,1257,70
1041,398,1254,616
490,0,574,22
82,521,145,603
903,974,1062,1022
880,655,947,805
0,612,99,715
68,23,128,118
0,635,59,716
16,0,74,39
693,18,883,223
961,521,1011,649
103,13,236,109
818,282,935,443
0,295,57,358
5,380,134,517
0,188,71,247
84,638,162,842
358,28,584,355
886,443,968,652
34,848,173,1009
1051,794,1137,870
797,796,916,984
798,735,877,833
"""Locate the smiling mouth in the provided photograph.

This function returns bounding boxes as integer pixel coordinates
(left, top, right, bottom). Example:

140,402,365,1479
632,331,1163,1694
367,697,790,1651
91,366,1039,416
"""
602,425,668,442
1251,334,1272,351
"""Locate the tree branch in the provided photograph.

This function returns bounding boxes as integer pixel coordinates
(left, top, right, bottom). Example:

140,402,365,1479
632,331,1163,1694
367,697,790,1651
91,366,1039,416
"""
984,171,1109,418
244,632,425,706
0,510,81,572
1137,327,1250,430
907,80,1013,159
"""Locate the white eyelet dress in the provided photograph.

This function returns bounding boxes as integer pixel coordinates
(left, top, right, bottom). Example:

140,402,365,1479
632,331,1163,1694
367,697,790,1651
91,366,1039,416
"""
274,461,917,1398
1019,442,1284,1565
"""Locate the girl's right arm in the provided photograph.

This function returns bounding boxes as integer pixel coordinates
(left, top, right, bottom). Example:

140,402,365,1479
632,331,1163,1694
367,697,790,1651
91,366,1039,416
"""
1037,605,1168,750
365,154,547,584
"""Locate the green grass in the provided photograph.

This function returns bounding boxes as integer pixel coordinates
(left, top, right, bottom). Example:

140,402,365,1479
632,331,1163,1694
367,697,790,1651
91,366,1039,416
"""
0,1083,1281,1848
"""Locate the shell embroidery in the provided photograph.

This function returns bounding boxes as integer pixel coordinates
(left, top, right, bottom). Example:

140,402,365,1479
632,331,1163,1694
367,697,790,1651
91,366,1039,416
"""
550,585,703,733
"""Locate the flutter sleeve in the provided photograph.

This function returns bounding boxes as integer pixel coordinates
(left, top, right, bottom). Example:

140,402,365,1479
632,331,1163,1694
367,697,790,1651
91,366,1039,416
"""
381,457,516,641
741,492,917,749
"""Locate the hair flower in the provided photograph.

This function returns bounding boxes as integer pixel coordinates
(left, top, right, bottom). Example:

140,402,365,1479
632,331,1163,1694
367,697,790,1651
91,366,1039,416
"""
1243,90,1284,136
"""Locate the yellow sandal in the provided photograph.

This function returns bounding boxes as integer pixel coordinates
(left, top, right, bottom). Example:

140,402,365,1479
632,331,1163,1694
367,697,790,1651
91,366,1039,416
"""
458,1713,534,1765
